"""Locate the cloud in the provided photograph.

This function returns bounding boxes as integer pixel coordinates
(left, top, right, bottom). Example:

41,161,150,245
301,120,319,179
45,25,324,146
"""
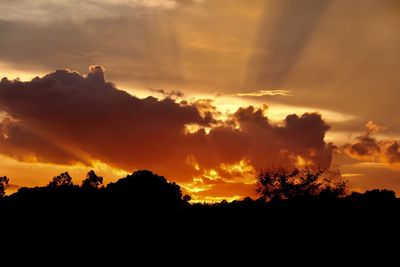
2,0,399,135
148,88,184,98
366,121,385,135
0,0,190,23
235,89,292,97
128,0,178,9
343,121,400,167
0,66,334,199
0,117,90,165
0,66,207,177
241,0,400,135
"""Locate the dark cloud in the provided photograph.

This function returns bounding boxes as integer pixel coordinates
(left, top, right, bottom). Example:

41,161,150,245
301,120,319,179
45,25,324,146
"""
190,99,222,125
87,65,106,84
343,123,400,165
148,88,184,98
344,135,381,159
0,66,205,179
0,67,334,189
236,90,292,97
386,142,400,163
0,117,89,165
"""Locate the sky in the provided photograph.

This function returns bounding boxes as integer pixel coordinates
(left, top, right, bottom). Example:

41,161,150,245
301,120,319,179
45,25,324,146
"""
0,0,400,201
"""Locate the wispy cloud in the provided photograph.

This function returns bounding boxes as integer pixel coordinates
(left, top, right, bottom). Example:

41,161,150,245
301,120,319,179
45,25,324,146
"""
236,89,293,97
341,173,364,178
148,88,184,98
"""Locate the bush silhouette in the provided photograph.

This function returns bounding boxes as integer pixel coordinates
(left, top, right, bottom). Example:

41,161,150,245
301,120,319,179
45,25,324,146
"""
48,172,73,188
81,170,103,189
0,176,9,198
105,170,185,212
256,167,347,201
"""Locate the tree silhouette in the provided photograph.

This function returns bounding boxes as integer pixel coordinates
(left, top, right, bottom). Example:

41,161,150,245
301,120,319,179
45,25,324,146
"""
105,170,185,211
81,170,103,189
48,172,73,187
256,167,347,201
183,194,192,202
0,176,9,198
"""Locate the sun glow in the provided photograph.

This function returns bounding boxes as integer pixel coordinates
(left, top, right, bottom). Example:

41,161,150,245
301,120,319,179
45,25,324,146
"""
0,62,46,81
220,159,255,176
189,195,242,203
203,169,220,180
182,156,258,202
182,183,212,193
0,154,129,191
186,155,200,171
292,155,314,167
184,124,211,134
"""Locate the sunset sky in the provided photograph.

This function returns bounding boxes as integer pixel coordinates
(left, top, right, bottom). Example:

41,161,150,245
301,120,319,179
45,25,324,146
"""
1,0,400,201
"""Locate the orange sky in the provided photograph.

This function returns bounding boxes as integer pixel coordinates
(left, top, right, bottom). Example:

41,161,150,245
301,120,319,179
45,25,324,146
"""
1,0,400,201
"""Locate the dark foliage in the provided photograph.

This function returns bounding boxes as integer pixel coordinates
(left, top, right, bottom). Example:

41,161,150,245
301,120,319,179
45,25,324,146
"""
1,168,400,234
0,176,9,198
81,170,103,189
257,167,347,200
1,168,400,259
47,172,73,187
104,170,186,214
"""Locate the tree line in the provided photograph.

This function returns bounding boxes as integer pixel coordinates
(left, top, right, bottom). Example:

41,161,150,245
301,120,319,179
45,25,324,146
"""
0,167,398,218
